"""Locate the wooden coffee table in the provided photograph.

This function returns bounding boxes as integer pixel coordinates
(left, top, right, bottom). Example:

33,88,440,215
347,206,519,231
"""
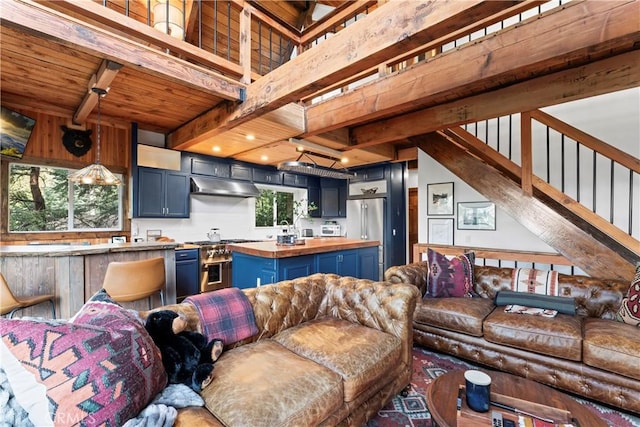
425,370,607,427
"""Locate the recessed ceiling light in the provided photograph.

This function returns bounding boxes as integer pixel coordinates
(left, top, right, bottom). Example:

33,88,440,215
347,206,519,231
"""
341,158,349,164
246,134,255,141
212,146,221,152
261,155,268,161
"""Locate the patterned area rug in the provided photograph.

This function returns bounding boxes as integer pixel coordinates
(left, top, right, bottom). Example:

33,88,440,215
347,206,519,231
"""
366,346,640,427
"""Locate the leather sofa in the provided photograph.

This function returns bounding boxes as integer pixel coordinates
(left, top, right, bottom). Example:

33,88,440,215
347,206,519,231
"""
384,262,640,413
148,273,420,426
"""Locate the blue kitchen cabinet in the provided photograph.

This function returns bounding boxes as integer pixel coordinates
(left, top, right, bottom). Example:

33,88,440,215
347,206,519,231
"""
232,247,377,288
175,248,199,302
316,249,358,277
137,167,190,218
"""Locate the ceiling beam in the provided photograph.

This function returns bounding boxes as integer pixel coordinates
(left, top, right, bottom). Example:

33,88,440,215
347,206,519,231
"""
304,0,640,141
349,50,640,148
73,59,122,125
2,0,245,101
167,0,521,149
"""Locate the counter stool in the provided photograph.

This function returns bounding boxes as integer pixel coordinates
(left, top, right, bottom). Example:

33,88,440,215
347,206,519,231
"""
1,273,56,319
102,257,166,309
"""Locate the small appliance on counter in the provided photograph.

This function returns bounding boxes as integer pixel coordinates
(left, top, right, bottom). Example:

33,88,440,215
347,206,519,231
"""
206,228,221,242
301,228,314,238
320,221,341,237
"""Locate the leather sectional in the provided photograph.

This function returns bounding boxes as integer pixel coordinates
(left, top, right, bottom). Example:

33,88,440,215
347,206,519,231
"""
384,263,640,413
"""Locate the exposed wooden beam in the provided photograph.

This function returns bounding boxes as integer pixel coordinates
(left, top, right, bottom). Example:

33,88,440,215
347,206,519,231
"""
415,132,637,281
349,50,640,148
305,0,639,141
41,0,244,77
168,0,520,149
73,59,122,125
3,0,245,101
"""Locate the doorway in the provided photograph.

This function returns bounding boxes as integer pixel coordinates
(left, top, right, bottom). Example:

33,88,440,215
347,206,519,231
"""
408,187,418,263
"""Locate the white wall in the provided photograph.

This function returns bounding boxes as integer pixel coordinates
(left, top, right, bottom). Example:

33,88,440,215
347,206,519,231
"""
417,88,640,252
131,185,342,242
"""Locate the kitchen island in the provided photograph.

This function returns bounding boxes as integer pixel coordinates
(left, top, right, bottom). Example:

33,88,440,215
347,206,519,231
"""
0,242,178,319
228,238,380,288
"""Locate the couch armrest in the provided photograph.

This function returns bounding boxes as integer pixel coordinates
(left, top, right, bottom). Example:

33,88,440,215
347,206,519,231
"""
384,261,429,297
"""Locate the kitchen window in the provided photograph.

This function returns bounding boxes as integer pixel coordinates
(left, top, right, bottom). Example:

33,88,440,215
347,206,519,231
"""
8,163,123,232
255,189,294,227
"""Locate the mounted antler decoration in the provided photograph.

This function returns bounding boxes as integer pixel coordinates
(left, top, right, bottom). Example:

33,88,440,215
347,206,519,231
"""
61,126,92,157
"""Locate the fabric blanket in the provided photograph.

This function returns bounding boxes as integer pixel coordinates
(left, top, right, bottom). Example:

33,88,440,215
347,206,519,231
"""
511,268,559,296
184,288,258,345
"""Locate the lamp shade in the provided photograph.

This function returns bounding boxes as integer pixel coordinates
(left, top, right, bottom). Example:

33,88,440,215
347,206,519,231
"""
153,0,184,40
68,163,121,186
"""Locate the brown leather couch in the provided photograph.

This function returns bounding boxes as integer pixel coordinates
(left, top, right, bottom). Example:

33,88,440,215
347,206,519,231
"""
384,263,640,413
148,273,420,426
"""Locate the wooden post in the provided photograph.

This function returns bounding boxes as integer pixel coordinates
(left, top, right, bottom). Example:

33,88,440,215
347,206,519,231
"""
239,5,252,84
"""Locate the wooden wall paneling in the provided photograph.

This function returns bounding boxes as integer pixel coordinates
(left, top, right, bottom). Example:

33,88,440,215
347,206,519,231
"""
0,255,57,319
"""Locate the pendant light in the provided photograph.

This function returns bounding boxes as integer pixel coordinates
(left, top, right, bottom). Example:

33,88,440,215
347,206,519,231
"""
68,87,121,186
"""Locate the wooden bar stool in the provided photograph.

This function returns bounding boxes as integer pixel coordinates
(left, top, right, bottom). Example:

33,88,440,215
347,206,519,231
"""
102,257,166,309
1,273,56,319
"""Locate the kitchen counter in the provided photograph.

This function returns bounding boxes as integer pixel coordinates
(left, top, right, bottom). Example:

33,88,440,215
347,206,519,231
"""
0,242,178,318
229,238,381,287
0,241,179,256
227,237,379,259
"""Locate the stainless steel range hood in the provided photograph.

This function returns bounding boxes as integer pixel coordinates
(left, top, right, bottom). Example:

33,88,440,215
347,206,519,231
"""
190,177,260,198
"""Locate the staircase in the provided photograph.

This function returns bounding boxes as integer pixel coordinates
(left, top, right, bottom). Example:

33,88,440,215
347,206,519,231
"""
412,109,639,281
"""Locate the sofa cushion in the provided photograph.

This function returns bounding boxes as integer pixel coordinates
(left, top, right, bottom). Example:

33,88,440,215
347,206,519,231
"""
201,339,342,427
0,290,167,426
273,317,401,402
583,318,640,381
615,263,640,327
483,309,583,361
427,248,475,298
415,297,495,337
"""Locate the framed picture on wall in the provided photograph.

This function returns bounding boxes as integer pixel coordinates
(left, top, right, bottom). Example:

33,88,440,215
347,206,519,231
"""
0,106,36,159
457,202,496,230
428,218,454,245
427,182,454,215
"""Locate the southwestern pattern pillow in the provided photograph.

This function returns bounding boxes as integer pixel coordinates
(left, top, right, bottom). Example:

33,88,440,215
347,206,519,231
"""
616,263,640,327
0,290,167,426
427,248,475,298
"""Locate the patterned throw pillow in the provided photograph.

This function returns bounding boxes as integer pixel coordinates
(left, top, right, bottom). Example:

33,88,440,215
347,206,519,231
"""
616,263,640,327
0,289,167,426
427,248,475,298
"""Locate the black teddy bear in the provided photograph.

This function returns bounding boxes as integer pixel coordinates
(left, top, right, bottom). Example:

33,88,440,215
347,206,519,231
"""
145,310,224,392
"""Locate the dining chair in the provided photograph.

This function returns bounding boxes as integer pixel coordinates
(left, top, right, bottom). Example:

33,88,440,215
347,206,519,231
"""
102,257,166,309
1,272,56,318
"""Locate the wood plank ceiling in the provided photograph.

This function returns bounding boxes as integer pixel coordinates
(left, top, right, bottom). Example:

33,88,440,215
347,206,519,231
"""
1,0,638,170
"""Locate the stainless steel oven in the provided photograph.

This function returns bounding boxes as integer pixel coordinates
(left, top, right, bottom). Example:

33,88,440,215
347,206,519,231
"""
186,239,258,294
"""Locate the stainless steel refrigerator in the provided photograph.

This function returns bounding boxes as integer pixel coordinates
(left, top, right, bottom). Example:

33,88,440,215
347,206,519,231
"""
346,198,385,280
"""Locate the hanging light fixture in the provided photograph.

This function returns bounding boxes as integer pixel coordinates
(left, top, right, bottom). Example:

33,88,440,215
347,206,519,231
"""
153,0,185,40
68,88,121,186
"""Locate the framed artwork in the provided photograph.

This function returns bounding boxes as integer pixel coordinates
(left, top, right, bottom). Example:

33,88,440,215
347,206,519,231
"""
457,202,496,230
428,218,454,245
0,106,36,159
427,182,454,215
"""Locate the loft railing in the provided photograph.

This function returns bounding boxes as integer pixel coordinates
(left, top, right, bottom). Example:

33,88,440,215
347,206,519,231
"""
458,110,639,255
61,1,571,99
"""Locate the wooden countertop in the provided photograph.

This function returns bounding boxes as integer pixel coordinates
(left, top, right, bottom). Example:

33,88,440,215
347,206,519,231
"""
227,237,379,259
0,241,180,257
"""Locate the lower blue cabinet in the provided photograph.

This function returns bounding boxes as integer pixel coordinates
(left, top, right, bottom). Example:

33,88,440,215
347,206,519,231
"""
232,247,378,288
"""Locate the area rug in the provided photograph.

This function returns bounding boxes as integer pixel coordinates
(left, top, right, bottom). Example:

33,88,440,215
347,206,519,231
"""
366,346,640,427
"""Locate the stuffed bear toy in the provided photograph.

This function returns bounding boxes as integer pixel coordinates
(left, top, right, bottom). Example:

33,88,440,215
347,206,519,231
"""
145,310,224,392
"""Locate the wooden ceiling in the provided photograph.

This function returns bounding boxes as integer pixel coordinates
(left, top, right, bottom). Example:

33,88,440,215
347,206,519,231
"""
1,0,638,169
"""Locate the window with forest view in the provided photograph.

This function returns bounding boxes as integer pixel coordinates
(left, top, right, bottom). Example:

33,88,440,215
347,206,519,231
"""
8,163,122,232
255,189,294,227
